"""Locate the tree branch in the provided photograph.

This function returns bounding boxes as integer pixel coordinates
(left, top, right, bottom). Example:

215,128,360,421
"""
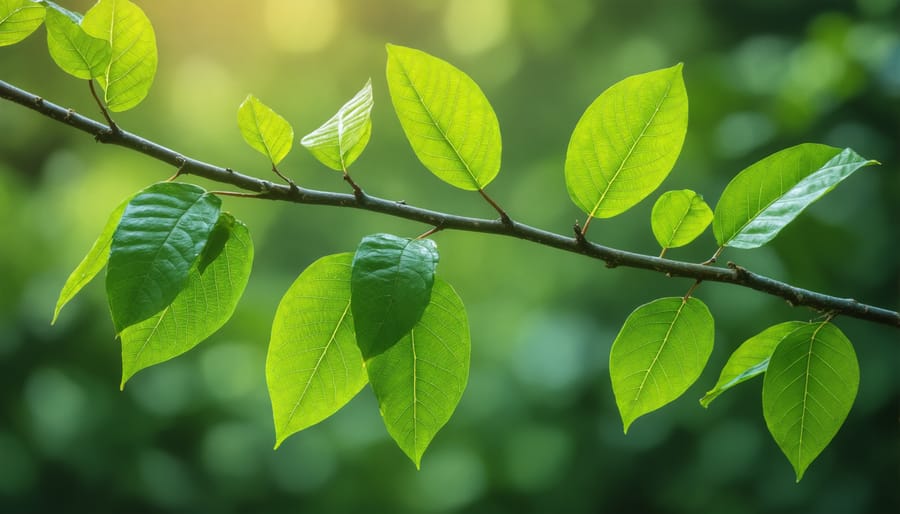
2,78,897,329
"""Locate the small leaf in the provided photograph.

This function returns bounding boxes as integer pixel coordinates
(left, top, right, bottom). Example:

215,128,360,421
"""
81,0,157,112
565,64,688,220
301,79,374,171
0,0,45,47
237,94,294,166
351,233,439,359
700,321,806,408
713,145,878,249
763,322,859,481
367,277,470,468
610,297,714,432
106,182,222,333
651,189,713,251
120,215,253,387
45,7,111,80
266,253,367,447
386,44,501,191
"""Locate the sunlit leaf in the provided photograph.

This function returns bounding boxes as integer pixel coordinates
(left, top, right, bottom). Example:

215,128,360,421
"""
0,0,46,47
301,79,374,171
44,7,111,80
237,94,294,166
651,189,713,251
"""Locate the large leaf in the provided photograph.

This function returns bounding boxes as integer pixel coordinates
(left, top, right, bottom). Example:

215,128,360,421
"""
386,44,501,191
609,296,714,432
351,233,439,359
81,0,157,112
713,145,878,249
763,322,859,481
0,0,45,47
106,182,221,333
120,215,253,387
44,7,111,80
651,189,713,251
266,253,367,447
565,64,688,220
237,94,294,166
301,79,374,171
700,321,806,408
367,277,470,468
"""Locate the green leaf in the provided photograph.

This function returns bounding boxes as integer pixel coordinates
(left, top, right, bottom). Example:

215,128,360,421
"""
651,189,713,251
367,277,470,468
266,253,367,447
713,145,878,249
565,64,688,220
351,233,439,359
610,296,714,432
762,322,859,481
0,0,45,47
700,321,806,408
120,215,253,387
237,94,294,166
301,79,374,171
386,44,501,191
81,0,157,112
106,182,222,333
44,7,111,80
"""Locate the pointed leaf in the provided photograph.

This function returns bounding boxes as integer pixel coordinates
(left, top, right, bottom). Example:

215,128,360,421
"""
651,189,713,250
713,145,878,249
763,322,859,481
565,64,688,219
45,7,111,80
610,297,714,432
301,79,374,171
0,0,45,47
386,44,501,191
237,94,294,166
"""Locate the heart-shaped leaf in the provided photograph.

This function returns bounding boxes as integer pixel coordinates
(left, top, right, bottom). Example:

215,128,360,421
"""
301,79,374,171
651,189,713,252
238,94,294,166
0,0,46,47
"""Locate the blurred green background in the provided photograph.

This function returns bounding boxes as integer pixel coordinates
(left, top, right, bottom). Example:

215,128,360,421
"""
1,0,898,512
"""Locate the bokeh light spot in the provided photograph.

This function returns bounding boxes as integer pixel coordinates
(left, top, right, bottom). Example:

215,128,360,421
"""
443,0,510,55
265,0,339,54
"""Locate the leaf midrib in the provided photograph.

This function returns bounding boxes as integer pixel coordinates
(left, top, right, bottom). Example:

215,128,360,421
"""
632,299,688,404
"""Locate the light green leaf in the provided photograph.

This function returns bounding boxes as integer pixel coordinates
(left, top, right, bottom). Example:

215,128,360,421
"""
0,0,45,47
651,189,713,251
266,253,367,447
713,145,878,249
763,322,859,481
366,277,470,468
565,64,688,220
386,44,501,191
238,94,294,166
106,182,221,333
351,233,439,359
81,0,157,112
700,321,806,408
45,7,111,80
610,296,714,432
120,215,253,387
301,79,374,171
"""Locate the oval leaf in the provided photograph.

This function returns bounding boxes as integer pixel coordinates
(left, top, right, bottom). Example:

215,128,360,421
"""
763,322,859,481
106,182,222,333
565,64,688,219
0,0,45,47
386,44,501,191
238,94,294,166
366,277,470,468
301,79,374,171
266,253,367,447
713,145,878,249
45,7,111,80
610,296,714,432
651,189,713,251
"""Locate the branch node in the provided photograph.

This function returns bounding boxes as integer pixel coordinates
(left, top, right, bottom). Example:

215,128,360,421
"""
478,188,511,225
573,221,587,246
395,199,407,206
343,172,366,203
727,261,749,279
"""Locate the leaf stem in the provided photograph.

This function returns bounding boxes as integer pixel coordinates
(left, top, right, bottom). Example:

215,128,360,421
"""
659,247,668,259
271,164,297,191
88,80,118,134
478,188,511,225
702,246,725,265
683,280,702,301
415,225,443,240
343,170,365,201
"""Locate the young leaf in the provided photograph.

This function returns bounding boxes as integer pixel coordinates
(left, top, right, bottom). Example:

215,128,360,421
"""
713,145,878,249
301,79,374,171
386,44,501,191
237,94,294,166
565,64,688,220
44,7,111,80
351,233,439,359
0,0,46,47
266,253,367,447
651,189,713,251
700,321,806,408
610,296,714,433
81,0,157,112
367,277,470,468
106,182,222,333
120,215,253,387
763,322,859,481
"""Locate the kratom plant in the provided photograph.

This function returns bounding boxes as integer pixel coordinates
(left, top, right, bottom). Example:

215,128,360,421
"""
2,0,897,480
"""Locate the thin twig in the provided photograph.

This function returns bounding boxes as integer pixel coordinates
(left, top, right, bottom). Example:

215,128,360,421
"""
343,171,365,201
416,225,443,240
88,80,118,133
478,188,511,224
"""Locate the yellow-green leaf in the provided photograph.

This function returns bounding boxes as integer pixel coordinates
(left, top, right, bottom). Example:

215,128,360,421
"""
301,79,374,171
238,94,294,166
651,189,713,251
44,7,111,80
0,0,46,47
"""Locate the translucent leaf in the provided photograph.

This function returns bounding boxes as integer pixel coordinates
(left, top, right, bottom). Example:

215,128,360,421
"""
609,296,714,432
386,44,501,191
713,145,878,249
565,64,688,220
237,94,294,166
301,79,374,171
120,215,253,387
366,277,470,468
266,253,367,447
0,0,45,47
44,7,111,80
651,189,713,251
763,322,859,481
